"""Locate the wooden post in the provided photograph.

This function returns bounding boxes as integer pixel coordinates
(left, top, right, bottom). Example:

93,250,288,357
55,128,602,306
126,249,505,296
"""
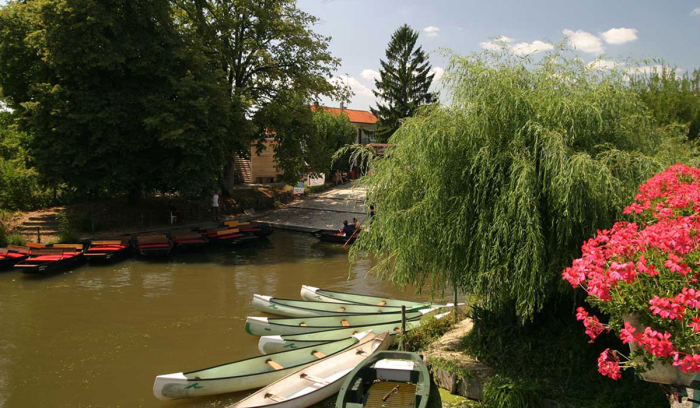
37,227,41,243
453,280,459,323
400,305,406,351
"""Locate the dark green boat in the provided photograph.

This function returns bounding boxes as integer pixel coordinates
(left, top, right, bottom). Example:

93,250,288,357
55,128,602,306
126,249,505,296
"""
336,351,432,408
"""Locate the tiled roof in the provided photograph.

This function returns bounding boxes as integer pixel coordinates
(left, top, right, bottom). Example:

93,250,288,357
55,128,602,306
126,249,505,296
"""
312,106,378,124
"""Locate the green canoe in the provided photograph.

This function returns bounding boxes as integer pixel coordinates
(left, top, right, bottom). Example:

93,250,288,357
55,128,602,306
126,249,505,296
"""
335,351,433,408
300,285,454,308
252,294,429,317
245,309,432,336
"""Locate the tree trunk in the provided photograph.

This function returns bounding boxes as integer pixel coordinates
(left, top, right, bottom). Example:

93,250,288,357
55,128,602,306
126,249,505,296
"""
222,156,237,197
128,186,143,203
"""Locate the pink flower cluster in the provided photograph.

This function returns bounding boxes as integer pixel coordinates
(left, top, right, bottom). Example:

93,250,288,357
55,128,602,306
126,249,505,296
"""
563,164,700,379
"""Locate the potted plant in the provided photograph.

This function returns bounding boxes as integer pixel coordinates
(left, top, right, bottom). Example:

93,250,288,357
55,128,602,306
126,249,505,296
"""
563,164,700,385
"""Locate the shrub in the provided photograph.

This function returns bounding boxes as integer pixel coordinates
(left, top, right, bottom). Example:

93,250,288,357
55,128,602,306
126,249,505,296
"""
398,314,453,352
482,375,540,408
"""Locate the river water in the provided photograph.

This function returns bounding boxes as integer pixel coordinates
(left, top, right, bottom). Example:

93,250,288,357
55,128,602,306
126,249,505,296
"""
0,230,447,408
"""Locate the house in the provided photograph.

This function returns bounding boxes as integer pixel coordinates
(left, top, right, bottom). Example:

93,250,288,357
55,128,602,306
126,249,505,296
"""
233,104,378,184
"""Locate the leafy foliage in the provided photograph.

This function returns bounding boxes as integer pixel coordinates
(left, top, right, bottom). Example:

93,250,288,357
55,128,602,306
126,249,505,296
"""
371,24,437,142
173,0,347,192
351,47,697,321
631,66,700,141
398,313,453,352
482,375,540,408
0,112,53,210
0,0,231,198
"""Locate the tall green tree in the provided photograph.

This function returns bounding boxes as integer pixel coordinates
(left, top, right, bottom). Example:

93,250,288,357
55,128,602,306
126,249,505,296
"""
630,65,700,141
0,0,230,198
371,24,437,143
352,48,696,321
172,0,347,192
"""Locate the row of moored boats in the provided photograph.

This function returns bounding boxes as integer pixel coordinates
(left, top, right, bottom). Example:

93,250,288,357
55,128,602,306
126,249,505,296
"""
153,285,457,407
0,220,274,275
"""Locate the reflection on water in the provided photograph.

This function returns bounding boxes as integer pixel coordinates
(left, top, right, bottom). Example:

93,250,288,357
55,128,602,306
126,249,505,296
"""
0,231,447,408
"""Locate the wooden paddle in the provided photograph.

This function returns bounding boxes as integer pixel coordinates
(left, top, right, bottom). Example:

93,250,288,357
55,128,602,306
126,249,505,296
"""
343,229,359,247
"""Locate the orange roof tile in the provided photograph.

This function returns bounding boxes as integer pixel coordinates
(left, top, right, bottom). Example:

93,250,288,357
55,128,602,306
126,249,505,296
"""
312,106,378,124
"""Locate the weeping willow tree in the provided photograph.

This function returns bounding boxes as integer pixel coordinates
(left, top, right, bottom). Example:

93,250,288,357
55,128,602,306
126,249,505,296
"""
350,47,696,321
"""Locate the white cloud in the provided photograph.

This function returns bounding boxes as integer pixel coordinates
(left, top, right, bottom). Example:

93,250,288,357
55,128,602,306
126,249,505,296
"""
601,28,638,44
587,59,620,70
429,67,445,81
360,69,380,82
332,76,374,98
691,8,700,16
511,40,555,56
563,29,605,55
423,26,440,37
479,35,515,51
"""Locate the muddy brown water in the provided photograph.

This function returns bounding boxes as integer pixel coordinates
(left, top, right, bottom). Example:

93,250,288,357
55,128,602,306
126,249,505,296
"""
0,230,449,408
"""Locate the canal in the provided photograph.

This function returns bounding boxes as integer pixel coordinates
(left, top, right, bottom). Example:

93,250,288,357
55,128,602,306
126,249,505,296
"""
0,230,446,408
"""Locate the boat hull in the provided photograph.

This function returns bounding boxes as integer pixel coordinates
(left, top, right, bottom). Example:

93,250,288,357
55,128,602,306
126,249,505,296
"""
251,294,423,318
18,254,85,275
230,332,390,408
313,230,356,245
153,336,361,400
301,285,451,309
245,311,426,336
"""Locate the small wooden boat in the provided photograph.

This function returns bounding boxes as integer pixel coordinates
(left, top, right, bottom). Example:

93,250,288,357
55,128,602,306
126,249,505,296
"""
258,312,451,354
171,230,209,250
0,245,31,268
16,244,85,274
252,294,429,318
132,234,173,256
224,220,275,238
313,229,357,245
336,351,432,408
153,333,368,400
301,285,454,309
229,331,390,408
245,310,432,336
202,227,259,246
84,239,130,262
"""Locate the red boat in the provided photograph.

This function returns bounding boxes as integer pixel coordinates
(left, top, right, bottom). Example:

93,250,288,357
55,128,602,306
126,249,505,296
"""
85,239,131,262
16,243,85,274
170,230,209,250
0,245,31,268
132,234,173,256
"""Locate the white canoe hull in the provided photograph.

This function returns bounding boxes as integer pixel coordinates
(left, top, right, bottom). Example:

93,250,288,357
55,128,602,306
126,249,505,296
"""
301,285,454,308
229,331,391,408
153,335,364,400
245,310,429,336
251,294,424,317
257,311,451,354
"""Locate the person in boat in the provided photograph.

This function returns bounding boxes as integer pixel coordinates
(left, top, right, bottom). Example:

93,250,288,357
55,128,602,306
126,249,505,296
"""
353,217,361,232
369,205,376,219
212,191,220,221
339,220,355,237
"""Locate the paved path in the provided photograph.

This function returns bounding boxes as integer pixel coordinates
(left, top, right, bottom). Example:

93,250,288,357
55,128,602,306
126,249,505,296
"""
257,183,368,232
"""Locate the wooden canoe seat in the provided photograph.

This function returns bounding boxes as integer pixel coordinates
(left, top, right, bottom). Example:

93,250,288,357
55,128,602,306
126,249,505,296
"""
300,373,330,385
31,248,64,255
225,221,239,227
265,393,287,402
299,323,307,327
217,228,239,235
25,242,46,249
378,301,387,306
337,307,346,312
311,351,325,358
138,234,168,243
265,359,284,370
7,245,30,253
53,243,83,250
341,320,350,327
91,240,125,245
0,248,7,254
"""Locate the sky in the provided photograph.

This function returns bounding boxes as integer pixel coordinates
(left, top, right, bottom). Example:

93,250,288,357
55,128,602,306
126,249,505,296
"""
298,0,700,111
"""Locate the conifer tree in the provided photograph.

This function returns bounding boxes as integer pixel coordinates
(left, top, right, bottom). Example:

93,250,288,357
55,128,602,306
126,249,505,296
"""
371,24,437,142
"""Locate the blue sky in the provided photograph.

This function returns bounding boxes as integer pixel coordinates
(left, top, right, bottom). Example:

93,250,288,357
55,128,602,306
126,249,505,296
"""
299,0,700,110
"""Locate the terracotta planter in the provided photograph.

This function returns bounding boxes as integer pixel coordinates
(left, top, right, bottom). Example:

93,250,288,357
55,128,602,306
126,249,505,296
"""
625,314,696,386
